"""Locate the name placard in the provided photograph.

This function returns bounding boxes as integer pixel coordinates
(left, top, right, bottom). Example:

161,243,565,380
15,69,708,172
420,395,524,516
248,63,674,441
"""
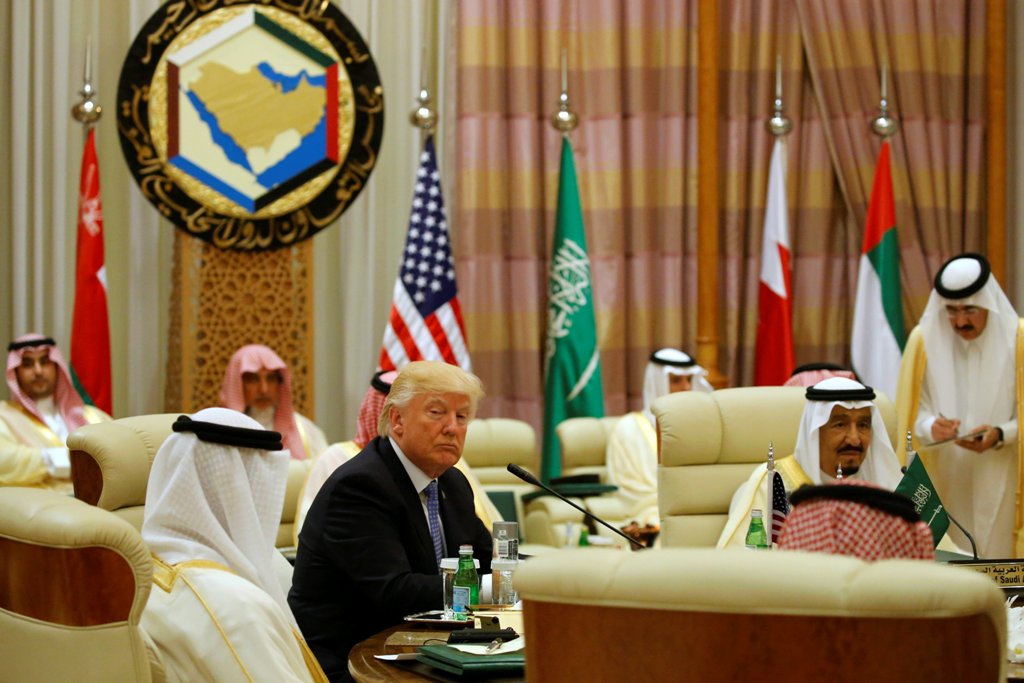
953,560,1024,587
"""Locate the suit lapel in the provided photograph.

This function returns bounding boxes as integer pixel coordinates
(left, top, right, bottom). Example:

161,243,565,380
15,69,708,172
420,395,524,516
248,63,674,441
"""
376,437,439,567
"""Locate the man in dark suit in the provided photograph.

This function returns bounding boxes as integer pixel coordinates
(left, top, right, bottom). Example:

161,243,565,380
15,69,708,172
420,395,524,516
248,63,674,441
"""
289,361,493,682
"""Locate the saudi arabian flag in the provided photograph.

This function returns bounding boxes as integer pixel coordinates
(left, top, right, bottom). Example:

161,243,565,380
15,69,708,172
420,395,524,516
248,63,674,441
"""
895,454,950,546
851,140,905,402
541,136,604,484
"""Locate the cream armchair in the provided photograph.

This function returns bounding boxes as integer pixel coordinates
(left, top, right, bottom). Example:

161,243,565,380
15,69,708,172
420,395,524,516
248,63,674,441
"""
0,487,164,682
515,547,1006,682
460,417,539,532
520,416,632,547
652,386,897,547
67,413,312,548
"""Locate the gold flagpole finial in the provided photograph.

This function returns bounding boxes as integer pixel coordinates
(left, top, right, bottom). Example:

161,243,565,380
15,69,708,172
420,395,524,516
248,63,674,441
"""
551,48,578,133
766,55,791,137
410,47,438,131
870,61,898,138
71,35,102,126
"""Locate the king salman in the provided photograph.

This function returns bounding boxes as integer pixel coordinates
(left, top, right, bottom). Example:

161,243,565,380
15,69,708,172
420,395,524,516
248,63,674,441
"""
717,377,902,548
896,253,1024,558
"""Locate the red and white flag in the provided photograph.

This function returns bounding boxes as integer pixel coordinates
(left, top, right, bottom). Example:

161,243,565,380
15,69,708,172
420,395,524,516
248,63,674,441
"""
377,135,470,372
754,139,795,385
70,128,112,413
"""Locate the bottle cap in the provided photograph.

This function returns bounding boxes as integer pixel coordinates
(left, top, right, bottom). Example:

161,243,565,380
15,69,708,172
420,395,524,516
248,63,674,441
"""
459,544,473,554
441,558,459,570
751,508,763,518
491,558,518,570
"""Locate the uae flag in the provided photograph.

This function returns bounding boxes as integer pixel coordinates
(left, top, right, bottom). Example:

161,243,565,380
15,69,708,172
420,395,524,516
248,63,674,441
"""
70,127,112,414
851,140,905,401
754,139,794,385
540,136,604,483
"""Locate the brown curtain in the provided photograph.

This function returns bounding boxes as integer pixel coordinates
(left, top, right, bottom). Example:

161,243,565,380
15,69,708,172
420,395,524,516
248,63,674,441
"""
455,0,988,433
794,0,987,329
456,0,698,424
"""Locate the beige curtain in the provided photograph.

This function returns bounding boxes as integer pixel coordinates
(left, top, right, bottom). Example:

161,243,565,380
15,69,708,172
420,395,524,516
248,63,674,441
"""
0,0,456,442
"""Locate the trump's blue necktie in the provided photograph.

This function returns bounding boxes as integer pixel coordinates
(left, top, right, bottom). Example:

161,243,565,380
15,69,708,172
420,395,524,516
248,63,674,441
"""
425,480,443,570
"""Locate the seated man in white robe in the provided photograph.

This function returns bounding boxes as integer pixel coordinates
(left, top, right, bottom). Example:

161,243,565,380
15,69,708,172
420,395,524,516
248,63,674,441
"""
141,408,326,683
717,377,902,548
1,333,110,492
220,344,328,460
605,348,714,527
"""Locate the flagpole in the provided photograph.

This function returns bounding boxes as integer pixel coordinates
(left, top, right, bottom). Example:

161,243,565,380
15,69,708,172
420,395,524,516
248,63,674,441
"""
551,48,578,135
71,35,102,132
542,47,603,482
870,61,898,139
766,55,791,138
410,47,438,134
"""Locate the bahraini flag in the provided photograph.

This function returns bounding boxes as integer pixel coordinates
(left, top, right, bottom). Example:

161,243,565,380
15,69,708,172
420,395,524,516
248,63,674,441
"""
754,139,794,385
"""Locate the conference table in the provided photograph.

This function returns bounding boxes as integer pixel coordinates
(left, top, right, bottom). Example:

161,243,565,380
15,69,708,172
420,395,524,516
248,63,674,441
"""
348,620,525,683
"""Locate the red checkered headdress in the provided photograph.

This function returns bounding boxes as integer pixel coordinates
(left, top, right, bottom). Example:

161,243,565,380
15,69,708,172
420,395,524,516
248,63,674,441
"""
777,479,934,561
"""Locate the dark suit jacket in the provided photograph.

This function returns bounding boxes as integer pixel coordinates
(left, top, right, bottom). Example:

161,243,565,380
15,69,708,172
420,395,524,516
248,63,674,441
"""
289,436,492,682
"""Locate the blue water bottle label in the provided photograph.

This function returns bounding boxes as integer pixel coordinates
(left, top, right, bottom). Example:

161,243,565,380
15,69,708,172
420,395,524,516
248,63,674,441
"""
452,585,470,621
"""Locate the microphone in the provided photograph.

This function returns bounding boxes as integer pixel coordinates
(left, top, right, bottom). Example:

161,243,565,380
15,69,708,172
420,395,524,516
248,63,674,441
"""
506,463,645,550
900,466,979,560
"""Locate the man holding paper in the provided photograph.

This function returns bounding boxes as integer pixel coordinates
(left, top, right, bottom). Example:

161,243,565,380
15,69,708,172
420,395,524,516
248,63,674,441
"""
896,253,1024,558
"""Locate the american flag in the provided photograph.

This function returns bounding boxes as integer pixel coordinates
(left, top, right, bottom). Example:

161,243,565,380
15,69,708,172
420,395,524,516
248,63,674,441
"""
770,470,790,544
378,135,471,372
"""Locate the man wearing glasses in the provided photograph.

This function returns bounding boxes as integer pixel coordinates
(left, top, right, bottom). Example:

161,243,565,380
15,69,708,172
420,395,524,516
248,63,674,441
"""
896,253,1024,558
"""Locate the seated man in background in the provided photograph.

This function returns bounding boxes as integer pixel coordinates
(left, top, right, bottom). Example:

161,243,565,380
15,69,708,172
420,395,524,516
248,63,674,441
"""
778,480,934,561
783,361,858,388
717,377,902,548
141,408,326,682
295,369,501,538
1,333,110,491
220,344,327,460
290,361,492,682
605,348,713,527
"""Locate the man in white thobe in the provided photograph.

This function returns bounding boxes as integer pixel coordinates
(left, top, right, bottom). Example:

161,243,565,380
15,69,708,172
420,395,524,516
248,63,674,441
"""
605,348,714,527
141,407,326,682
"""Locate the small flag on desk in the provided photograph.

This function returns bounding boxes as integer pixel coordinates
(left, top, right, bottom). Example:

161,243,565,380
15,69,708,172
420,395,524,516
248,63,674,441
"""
769,470,789,545
377,134,471,372
894,455,949,547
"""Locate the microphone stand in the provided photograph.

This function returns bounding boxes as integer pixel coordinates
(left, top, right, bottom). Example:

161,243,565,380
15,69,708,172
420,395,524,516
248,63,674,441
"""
945,511,980,561
506,464,646,550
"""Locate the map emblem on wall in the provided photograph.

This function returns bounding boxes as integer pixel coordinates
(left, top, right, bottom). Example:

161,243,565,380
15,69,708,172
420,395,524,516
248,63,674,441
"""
117,1,384,250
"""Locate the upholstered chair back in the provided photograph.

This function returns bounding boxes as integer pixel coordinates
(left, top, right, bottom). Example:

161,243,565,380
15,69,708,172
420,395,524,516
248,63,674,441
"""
556,416,621,481
515,548,1006,682
461,417,538,527
68,413,311,548
0,487,163,682
652,386,897,547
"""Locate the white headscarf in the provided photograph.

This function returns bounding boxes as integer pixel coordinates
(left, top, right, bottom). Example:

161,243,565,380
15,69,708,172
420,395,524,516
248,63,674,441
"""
919,254,1018,430
641,348,714,424
142,407,293,623
793,377,902,487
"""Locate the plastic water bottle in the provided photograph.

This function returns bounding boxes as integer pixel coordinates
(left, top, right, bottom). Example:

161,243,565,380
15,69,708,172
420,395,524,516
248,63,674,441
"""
451,545,479,620
744,508,769,550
